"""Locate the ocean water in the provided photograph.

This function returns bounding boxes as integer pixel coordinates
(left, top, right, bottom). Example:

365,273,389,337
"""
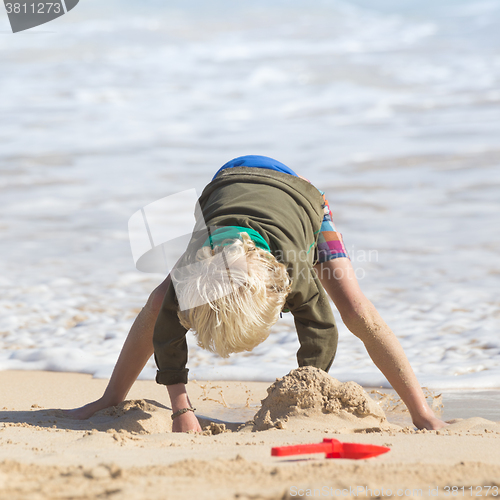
0,0,499,389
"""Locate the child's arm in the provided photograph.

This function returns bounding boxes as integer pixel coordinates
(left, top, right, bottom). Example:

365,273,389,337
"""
65,275,172,420
314,258,447,430
67,271,202,431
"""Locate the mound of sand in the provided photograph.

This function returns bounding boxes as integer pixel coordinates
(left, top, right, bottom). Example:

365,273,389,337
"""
252,366,390,432
90,399,172,434
445,417,500,435
91,400,243,434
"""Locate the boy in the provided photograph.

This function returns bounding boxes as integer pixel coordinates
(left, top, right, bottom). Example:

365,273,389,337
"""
68,155,446,431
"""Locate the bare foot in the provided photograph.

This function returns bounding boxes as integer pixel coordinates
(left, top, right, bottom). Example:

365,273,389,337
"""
63,398,114,420
172,411,202,433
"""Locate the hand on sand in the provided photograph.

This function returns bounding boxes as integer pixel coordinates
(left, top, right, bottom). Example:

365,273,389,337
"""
413,414,449,430
63,397,113,420
172,410,202,433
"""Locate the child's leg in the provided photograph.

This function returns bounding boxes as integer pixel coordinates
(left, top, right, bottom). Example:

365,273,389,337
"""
65,275,172,419
314,257,446,430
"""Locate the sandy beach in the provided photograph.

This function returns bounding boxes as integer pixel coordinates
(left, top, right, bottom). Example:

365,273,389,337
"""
1,369,499,500
1,1,499,499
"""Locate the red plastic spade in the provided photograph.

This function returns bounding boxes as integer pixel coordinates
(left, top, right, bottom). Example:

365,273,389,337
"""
271,438,390,460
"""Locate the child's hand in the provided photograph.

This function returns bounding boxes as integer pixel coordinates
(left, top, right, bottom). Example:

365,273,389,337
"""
172,411,202,433
413,413,449,430
63,398,109,420
63,393,123,420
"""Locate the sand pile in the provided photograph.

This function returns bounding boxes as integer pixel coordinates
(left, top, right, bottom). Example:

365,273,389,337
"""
90,399,172,434
252,366,389,432
86,400,240,434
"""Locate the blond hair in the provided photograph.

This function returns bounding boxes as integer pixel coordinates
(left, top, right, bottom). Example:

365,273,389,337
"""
175,232,291,357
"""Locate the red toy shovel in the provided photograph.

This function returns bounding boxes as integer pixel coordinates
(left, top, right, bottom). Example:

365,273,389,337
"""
271,438,390,460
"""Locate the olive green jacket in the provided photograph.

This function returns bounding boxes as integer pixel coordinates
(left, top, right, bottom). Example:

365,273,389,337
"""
153,167,338,386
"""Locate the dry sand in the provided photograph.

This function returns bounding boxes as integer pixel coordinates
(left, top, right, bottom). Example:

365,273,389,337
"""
1,368,499,500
